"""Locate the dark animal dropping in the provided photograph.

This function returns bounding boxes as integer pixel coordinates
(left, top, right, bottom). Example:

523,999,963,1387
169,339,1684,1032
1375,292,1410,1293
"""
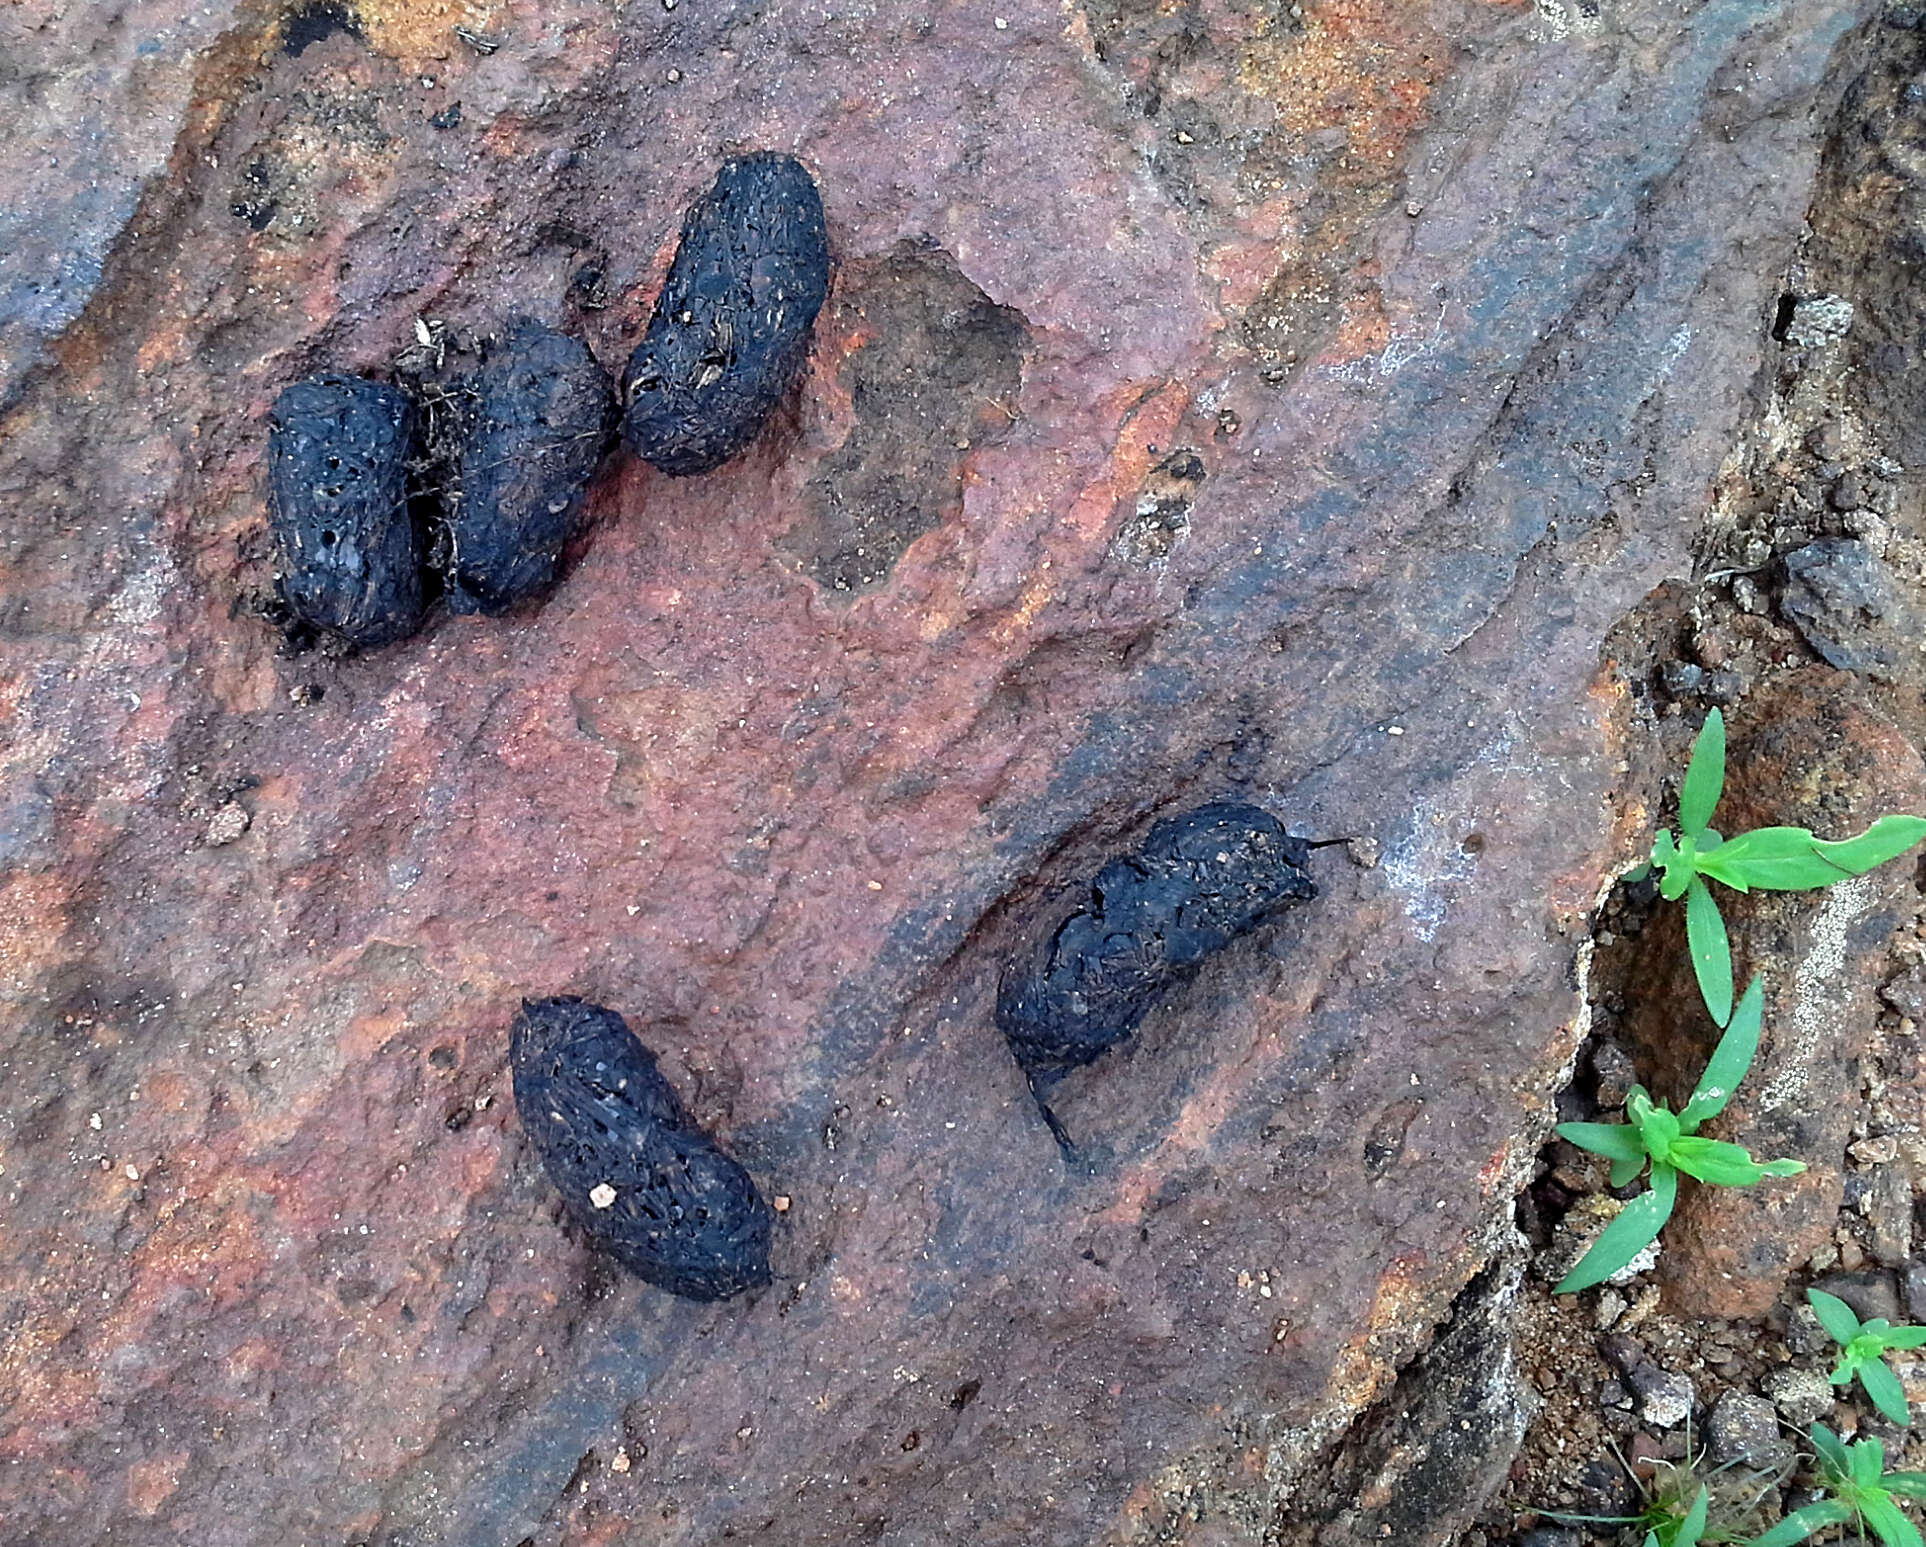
620,153,830,475
442,319,614,614
510,996,773,1300
997,802,1317,1089
265,374,422,648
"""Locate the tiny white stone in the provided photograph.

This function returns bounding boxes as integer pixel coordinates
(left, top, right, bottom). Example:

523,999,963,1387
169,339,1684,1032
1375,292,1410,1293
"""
590,1182,617,1209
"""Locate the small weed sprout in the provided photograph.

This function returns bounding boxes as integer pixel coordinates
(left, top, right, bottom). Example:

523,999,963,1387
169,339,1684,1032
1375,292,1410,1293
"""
1809,1288,1926,1428
1552,708,1926,1295
1643,707,1926,1027
1653,1484,1711,1547
1751,1426,1926,1547
1554,975,1804,1293
1544,1436,1780,1547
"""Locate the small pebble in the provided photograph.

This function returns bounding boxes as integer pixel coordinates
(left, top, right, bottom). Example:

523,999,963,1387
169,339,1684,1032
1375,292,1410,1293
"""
1590,1038,1637,1111
1701,667,1744,706
1658,660,1704,699
1901,1259,1926,1323
204,804,251,847
1763,1366,1836,1428
1594,1286,1628,1329
1707,1391,1795,1473
1627,1363,1695,1429
1850,1135,1899,1166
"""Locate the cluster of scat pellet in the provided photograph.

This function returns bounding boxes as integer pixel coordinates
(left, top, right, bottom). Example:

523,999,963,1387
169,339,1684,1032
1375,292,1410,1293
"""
259,158,1325,1301
265,320,613,648
263,153,829,650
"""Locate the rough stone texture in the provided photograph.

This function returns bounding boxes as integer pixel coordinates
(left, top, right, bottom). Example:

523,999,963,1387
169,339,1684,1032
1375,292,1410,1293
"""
1780,538,1916,681
1627,1364,1696,1430
1275,1254,1536,1545
1707,1391,1796,1475
1633,674,1926,1319
1812,1267,1904,1325
1763,1366,1839,1429
1811,13,1926,472
0,2,1878,1544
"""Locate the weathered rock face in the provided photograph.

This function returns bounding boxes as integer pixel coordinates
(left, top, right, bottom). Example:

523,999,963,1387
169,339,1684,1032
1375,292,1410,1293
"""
0,2,1876,1544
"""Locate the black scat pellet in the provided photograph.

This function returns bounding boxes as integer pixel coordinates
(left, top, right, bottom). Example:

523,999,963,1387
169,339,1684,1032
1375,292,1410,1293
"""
443,320,615,614
265,374,423,648
619,152,830,476
996,802,1317,1088
510,996,773,1301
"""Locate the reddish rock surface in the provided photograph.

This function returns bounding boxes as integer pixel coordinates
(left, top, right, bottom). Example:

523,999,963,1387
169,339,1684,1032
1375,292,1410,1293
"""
0,1,1878,1543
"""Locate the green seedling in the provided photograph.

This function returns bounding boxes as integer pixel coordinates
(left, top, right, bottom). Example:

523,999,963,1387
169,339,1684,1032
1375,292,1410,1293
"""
1554,975,1804,1293
1641,708,1926,1027
1544,1438,1775,1547
1751,1425,1926,1547
1644,1484,1711,1547
1810,1288,1926,1428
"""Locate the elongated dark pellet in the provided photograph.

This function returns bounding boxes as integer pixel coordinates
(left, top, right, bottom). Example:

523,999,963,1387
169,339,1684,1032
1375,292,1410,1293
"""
510,996,773,1301
266,374,422,647
997,803,1317,1087
443,319,614,615
619,153,830,476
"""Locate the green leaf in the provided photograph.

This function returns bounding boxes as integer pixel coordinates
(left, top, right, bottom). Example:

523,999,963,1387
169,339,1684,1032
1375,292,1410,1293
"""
1638,1102,1682,1163
1653,830,1692,901
1761,1157,1807,1177
1885,1327,1926,1351
1680,710,1726,837
1860,1490,1923,1547
1554,1165,1678,1294
1751,1501,1853,1547
1811,1289,1867,1346
1610,1150,1647,1188
1813,814,1926,879
1685,875,1735,1027
1856,1436,1889,1489
1676,1485,1709,1547
1694,827,1834,892
1811,1424,1852,1479
1681,975,1765,1129
1667,1135,1775,1187
1882,1473,1926,1501
1861,1357,1914,1427
1557,1121,1649,1166
1699,817,1926,893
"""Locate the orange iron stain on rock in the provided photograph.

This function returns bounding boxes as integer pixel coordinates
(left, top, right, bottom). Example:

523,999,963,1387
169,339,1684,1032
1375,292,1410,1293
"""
1236,2,1451,375
355,0,498,67
1065,380,1191,543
